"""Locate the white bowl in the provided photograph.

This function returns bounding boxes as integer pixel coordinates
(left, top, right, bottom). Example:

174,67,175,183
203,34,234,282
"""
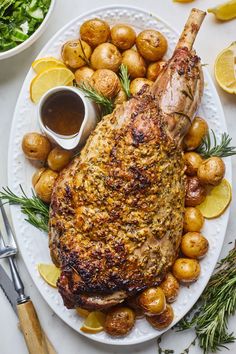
0,0,55,60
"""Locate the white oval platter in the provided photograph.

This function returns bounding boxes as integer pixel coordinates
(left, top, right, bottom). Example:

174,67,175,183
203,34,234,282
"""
8,5,231,346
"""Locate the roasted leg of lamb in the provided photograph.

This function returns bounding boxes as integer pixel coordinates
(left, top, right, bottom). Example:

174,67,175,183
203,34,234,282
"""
49,9,206,310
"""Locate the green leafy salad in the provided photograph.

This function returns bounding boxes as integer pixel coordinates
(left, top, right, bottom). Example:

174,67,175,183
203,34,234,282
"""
0,0,51,52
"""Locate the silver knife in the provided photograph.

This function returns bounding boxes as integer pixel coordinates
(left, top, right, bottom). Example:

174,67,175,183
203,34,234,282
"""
0,264,56,354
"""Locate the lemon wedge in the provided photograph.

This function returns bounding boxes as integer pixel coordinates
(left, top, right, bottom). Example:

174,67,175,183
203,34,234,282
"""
80,311,106,334
30,67,75,103
197,179,232,219
208,0,236,21
38,263,61,288
32,57,65,74
214,42,236,94
76,307,90,318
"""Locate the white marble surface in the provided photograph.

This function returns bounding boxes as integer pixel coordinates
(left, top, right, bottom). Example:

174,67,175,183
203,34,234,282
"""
0,1,236,353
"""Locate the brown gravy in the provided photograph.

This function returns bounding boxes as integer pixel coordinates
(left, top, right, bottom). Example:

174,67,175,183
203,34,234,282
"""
41,90,85,136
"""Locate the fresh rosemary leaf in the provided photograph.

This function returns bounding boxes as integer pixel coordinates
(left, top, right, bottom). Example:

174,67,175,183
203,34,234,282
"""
78,39,90,66
119,64,131,98
0,186,49,232
197,130,236,158
78,82,114,116
177,243,236,354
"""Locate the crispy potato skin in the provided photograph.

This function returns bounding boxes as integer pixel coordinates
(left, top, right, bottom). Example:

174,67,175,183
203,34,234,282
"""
47,147,73,172
159,273,180,303
111,24,136,50
181,232,209,259
34,169,58,203
185,176,207,207
184,152,203,176
183,116,208,151
75,66,94,85
80,18,110,47
104,306,135,336
138,287,166,315
130,78,153,96
183,207,204,232
147,60,166,81
61,40,92,69
197,157,225,186
22,132,51,162
89,69,120,98
122,49,147,78
90,43,122,72
146,304,174,330
172,258,200,283
136,30,168,61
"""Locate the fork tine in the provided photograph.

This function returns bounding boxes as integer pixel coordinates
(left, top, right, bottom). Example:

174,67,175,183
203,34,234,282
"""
0,228,5,249
0,200,17,249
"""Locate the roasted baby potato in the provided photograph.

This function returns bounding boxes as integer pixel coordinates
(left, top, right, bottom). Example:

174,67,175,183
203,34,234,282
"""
74,66,94,85
146,60,166,81
183,116,209,151
47,147,73,172
22,132,51,162
89,69,120,98
185,176,207,207
172,258,201,283
159,273,180,303
104,306,135,336
34,168,58,203
80,18,110,47
130,78,153,95
90,43,122,72
61,40,92,69
122,49,146,78
183,207,205,232
136,29,168,61
197,157,225,186
138,287,166,315
181,232,209,259
114,88,127,105
146,304,174,330
111,24,136,50
32,167,46,188
184,152,203,176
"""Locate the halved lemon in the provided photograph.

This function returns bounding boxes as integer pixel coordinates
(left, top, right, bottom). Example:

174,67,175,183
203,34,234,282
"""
32,57,65,74
30,67,75,103
76,307,90,318
80,311,106,334
208,0,236,21
38,263,61,288
214,42,236,94
197,179,232,219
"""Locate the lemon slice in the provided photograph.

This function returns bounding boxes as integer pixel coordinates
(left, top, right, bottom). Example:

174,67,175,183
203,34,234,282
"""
76,307,90,318
38,263,61,288
197,179,232,219
80,311,106,334
208,0,236,21
214,42,236,94
32,57,65,74
30,67,75,103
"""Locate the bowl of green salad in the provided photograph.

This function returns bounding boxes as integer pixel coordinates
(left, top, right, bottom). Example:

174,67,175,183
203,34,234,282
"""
0,0,55,60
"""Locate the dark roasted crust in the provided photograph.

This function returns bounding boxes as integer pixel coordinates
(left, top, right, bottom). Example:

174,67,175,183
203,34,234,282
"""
49,92,186,310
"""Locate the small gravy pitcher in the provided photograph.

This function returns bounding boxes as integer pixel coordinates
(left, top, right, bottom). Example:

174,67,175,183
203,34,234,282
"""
38,86,97,150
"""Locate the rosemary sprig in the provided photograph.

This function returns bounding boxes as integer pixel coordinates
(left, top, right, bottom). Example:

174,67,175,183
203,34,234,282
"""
78,39,90,66
78,82,114,116
197,130,236,158
0,186,49,232
119,64,131,98
177,243,236,353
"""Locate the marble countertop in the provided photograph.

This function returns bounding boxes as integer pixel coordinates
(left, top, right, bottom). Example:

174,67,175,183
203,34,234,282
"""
0,0,236,353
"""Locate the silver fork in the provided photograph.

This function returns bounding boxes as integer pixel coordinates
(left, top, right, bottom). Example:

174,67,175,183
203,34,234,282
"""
0,200,55,354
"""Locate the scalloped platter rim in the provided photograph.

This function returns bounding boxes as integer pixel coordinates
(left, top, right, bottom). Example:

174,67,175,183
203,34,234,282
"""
8,5,231,346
